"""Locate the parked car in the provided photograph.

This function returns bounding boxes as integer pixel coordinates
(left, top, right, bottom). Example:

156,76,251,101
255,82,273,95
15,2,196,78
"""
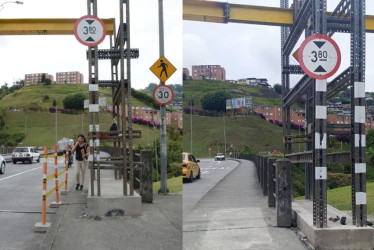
183,152,201,182
215,153,225,161
12,147,40,164
0,155,6,174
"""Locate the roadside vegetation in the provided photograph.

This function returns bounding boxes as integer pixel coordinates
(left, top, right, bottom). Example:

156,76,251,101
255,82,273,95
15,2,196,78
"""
183,78,374,215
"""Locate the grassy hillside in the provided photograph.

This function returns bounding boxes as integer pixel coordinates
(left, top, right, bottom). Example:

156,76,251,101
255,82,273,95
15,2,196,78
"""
3,110,159,148
327,182,374,214
183,115,284,157
0,84,159,148
0,84,148,110
183,79,282,109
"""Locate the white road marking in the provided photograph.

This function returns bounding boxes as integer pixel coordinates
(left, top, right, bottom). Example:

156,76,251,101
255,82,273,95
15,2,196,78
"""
0,167,42,182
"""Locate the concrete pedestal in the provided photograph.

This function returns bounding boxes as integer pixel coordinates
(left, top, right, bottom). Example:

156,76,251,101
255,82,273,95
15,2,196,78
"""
34,222,51,232
87,178,142,216
292,200,374,250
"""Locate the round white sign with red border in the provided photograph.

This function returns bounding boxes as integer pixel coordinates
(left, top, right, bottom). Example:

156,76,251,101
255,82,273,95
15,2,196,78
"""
153,85,174,106
74,15,106,47
298,34,341,79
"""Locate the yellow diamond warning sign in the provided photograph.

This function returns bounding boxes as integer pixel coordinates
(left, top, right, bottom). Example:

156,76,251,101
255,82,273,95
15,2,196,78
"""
150,56,177,82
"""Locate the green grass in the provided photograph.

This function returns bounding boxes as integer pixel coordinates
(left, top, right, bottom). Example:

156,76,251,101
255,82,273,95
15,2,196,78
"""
327,182,374,214
0,84,148,110
3,110,159,148
183,80,281,109
153,176,182,193
183,115,284,158
295,182,374,215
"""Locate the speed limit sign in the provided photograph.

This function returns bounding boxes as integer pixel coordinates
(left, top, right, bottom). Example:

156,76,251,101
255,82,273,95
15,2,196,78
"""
153,85,174,106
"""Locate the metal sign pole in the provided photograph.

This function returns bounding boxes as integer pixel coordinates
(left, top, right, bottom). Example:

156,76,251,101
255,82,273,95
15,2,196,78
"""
158,0,168,193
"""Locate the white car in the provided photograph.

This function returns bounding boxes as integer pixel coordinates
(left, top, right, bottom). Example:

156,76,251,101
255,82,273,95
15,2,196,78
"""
0,155,6,174
215,153,225,161
12,147,40,164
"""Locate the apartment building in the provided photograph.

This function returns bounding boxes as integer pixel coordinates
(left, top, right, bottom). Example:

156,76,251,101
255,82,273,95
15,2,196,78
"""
56,71,84,84
24,73,54,85
183,68,190,79
107,105,182,129
254,104,374,133
191,65,226,81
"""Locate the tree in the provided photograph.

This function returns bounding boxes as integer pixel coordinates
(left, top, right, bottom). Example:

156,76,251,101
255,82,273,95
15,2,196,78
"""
367,129,374,163
201,91,230,112
44,78,52,85
62,92,87,110
143,83,158,95
273,84,282,95
41,74,46,83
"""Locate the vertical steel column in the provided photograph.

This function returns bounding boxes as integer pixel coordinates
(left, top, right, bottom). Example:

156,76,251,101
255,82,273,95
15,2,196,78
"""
126,0,134,196
87,0,100,196
350,0,367,227
305,28,314,201
119,0,128,196
281,0,292,155
312,0,327,228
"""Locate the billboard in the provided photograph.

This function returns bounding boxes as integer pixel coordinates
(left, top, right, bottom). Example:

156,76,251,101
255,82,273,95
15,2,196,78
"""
226,97,252,110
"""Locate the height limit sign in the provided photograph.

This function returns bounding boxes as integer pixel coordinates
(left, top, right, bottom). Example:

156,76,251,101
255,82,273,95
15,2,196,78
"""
298,34,341,79
74,15,106,47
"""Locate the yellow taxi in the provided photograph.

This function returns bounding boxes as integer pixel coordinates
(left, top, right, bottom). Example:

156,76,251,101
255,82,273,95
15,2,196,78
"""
182,152,201,182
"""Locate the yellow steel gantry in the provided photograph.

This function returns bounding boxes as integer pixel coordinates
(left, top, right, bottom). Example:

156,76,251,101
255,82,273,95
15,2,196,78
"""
0,18,115,35
183,0,374,32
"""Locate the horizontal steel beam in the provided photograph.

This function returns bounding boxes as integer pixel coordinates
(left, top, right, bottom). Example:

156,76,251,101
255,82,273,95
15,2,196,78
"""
0,18,115,35
183,0,293,26
87,49,139,60
183,0,374,32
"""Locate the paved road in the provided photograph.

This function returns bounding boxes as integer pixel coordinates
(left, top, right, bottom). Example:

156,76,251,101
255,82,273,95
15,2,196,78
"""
183,158,239,214
183,158,306,250
0,156,75,250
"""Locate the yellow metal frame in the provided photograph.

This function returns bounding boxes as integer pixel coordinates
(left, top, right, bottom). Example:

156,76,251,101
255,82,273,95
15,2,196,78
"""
183,0,374,32
0,18,115,35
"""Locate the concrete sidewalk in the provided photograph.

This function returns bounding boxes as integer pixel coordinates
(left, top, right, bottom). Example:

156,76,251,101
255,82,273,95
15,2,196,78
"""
40,181,182,250
183,159,306,250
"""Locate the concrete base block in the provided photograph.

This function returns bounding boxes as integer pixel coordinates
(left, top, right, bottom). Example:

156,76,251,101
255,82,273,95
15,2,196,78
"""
61,190,69,195
34,222,51,232
293,200,374,250
87,178,142,216
49,201,62,208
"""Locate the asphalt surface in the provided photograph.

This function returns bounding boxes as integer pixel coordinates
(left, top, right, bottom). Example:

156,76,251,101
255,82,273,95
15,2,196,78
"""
40,171,182,250
183,158,306,250
0,156,69,250
183,158,239,214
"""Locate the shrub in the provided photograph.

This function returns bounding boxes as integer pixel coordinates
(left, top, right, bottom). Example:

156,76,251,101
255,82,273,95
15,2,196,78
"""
327,173,351,189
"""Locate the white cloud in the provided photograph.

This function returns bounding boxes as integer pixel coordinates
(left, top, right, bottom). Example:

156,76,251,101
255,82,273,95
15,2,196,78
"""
0,0,182,89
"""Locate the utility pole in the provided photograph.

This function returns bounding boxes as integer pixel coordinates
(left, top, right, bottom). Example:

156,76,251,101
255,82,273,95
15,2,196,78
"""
158,0,168,194
189,95,193,154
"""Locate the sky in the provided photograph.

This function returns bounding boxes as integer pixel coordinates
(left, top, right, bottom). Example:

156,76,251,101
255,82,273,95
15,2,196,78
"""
183,0,374,91
0,0,182,90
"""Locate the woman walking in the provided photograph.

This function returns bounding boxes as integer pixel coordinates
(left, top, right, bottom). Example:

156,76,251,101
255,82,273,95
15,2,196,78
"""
71,134,90,190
